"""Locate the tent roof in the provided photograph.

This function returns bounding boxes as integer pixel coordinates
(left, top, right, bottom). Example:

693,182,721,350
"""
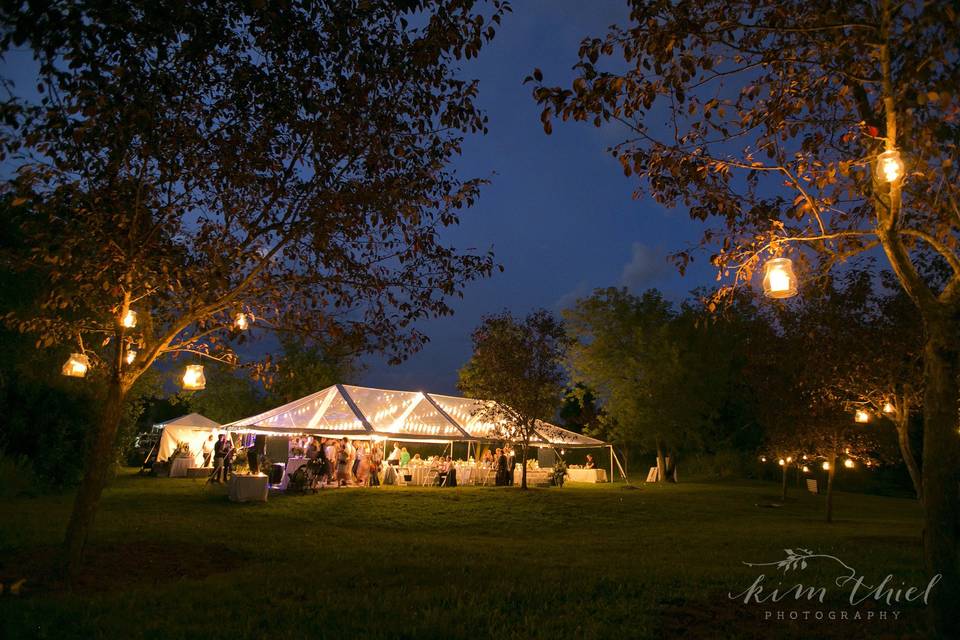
154,413,221,431
221,384,604,447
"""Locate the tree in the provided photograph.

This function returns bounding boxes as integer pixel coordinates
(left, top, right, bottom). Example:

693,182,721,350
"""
0,0,509,578
262,335,359,405
458,309,568,490
532,2,959,633
564,288,685,482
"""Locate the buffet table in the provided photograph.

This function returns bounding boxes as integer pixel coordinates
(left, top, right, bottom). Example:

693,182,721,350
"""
229,474,269,502
566,467,608,483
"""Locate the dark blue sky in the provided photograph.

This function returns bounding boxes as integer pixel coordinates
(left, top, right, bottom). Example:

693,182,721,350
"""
361,2,715,394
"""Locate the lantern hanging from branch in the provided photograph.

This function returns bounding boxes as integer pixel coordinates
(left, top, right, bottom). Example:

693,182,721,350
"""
234,313,249,331
822,461,830,471
877,149,904,184
62,353,90,378
762,258,798,299
121,309,138,328
844,458,855,469
125,350,137,365
802,465,810,473
882,402,895,414
854,409,870,424
182,364,206,390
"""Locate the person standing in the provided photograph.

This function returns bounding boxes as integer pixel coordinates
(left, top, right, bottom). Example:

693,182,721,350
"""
222,436,235,481
336,438,351,487
208,434,227,484
495,448,509,486
399,447,411,467
201,435,215,468
387,443,401,465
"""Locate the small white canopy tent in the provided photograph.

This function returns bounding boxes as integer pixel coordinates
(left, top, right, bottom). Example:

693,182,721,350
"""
155,413,221,466
221,384,605,448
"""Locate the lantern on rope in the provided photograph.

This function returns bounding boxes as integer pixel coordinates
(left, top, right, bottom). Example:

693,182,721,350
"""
121,309,138,328
802,465,810,473
125,350,137,365
822,461,830,471
182,364,206,390
762,258,798,299
877,149,904,184
62,353,90,378
234,313,249,331
854,409,870,424
844,458,855,469
778,458,785,466
882,402,895,414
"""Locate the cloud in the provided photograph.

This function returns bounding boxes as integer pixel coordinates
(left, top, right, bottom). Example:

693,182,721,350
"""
619,242,669,291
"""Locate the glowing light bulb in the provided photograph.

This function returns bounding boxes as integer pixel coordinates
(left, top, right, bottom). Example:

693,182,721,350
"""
234,313,249,331
182,364,206,390
883,402,895,414
844,458,855,469
762,258,798,299
778,458,785,466
786,456,793,463
125,350,137,365
62,353,90,378
802,466,810,473
822,461,830,471
877,149,904,183
855,410,870,424
121,309,138,328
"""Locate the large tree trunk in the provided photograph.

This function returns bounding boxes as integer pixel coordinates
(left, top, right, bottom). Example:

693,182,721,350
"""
894,388,922,501
63,376,128,580
520,443,528,490
825,453,836,523
655,436,666,483
920,326,960,639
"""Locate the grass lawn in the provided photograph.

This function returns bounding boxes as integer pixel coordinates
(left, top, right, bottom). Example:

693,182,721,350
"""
0,471,930,639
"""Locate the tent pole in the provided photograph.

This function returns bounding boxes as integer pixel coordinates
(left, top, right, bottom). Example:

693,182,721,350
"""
609,445,614,484
612,449,629,484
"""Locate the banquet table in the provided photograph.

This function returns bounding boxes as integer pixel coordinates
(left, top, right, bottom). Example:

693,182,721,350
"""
169,456,193,478
515,468,552,485
404,465,433,486
566,468,608,483
229,474,269,502
281,457,309,490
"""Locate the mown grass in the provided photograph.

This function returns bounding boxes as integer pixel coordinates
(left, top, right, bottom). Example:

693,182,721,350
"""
0,471,929,639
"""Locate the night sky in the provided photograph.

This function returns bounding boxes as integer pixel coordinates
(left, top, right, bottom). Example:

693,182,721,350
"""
361,2,715,394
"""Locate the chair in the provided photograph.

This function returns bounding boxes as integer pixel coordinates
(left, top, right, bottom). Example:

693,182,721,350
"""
422,468,439,486
394,466,408,486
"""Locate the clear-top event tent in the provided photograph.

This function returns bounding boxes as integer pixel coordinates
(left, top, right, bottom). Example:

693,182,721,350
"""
221,383,604,449
155,412,221,466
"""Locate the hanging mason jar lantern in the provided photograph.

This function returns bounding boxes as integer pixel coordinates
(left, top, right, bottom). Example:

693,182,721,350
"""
182,364,206,390
882,401,895,414
843,458,855,469
821,461,830,471
125,350,137,365
121,309,138,328
877,149,904,184
234,313,249,331
762,257,798,299
62,353,90,378
854,409,870,423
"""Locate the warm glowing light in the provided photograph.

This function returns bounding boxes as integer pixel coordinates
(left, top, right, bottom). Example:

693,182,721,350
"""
883,402,895,414
121,309,138,328
786,456,793,463
62,353,90,378
760,456,767,462
182,364,206,390
822,461,830,471
802,465,810,473
802,454,808,460
762,258,798,299
844,458,855,469
855,410,870,424
877,149,904,183
234,313,249,331
125,350,137,365
778,458,785,466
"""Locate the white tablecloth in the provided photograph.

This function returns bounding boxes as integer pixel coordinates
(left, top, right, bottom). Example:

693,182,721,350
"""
566,468,608,483
514,468,552,485
169,456,192,478
229,474,269,502
281,458,309,490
